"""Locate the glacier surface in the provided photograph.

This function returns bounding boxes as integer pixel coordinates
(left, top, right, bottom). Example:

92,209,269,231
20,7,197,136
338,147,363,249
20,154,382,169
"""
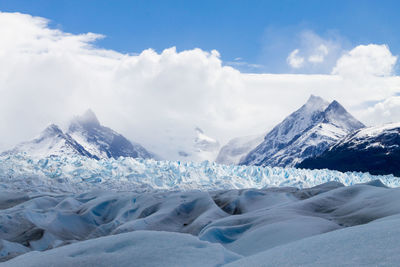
2,180,400,265
2,154,400,265
1,153,400,193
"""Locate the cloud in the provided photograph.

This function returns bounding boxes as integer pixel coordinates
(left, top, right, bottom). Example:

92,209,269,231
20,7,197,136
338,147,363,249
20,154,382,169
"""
287,49,304,68
285,30,345,73
0,12,400,161
287,44,329,68
308,44,329,63
332,44,398,77
361,96,400,126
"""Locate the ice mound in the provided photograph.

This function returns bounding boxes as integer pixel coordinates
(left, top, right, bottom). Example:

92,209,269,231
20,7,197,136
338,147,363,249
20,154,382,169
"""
2,182,400,264
1,153,399,193
225,214,400,267
2,231,241,267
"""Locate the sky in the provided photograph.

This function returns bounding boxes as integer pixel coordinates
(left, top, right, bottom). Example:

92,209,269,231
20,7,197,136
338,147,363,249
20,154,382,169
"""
0,1,400,160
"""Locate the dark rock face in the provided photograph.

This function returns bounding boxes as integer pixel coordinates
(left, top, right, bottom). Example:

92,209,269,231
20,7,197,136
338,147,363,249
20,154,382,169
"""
298,124,400,176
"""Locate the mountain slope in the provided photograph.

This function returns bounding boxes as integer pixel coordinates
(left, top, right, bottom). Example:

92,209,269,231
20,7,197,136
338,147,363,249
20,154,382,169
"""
176,127,220,162
215,134,264,165
3,110,155,160
298,123,400,176
1,124,97,159
240,95,365,167
67,110,154,160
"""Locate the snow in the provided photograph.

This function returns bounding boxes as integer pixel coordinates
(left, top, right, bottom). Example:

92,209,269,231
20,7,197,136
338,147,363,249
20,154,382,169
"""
225,214,400,267
0,239,30,262
1,153,400,193
2,231,241,267
2,180,400,265
329,122,400,151
2,110,155,161
352,122,400,139
241,95,365,167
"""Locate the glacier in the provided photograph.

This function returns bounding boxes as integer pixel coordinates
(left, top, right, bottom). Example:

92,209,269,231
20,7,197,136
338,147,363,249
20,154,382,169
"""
2,178,400,265
1,153,400,193
2,154,400,265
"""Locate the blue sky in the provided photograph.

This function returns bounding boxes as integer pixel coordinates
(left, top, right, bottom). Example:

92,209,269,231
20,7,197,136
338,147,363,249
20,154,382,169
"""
1,0,399,73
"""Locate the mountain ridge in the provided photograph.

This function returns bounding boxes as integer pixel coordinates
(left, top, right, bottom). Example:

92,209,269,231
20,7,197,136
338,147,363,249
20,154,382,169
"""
239,95,365,167
2,110,154,160
297,122,400,176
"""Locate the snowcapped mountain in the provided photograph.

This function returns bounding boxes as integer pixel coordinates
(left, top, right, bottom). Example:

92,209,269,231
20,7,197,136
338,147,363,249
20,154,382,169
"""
215,134,264,165
2,110,154,160
67,110,154,159
240,95,365,167
177,127,220,162
2,124,98,159
298,122,400,176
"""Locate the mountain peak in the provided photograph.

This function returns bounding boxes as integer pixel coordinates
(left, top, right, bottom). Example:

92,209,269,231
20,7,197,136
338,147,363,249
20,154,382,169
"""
42,124,63,137
306,95,327,105
302,95,330,113
73,109,100,128
326,100,344,111
240,95,364,167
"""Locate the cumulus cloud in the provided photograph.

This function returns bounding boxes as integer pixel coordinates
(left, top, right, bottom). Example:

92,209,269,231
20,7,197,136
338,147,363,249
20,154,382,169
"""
361,96,400,126
287,49,304,68
285,30,345,72
332,44,398,77
1,12,400,160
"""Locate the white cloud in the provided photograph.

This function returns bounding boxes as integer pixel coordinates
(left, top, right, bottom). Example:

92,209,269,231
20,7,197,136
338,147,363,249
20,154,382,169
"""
332,44,398,77
361,96,400,126
308,44,329,63
285,31,345,72
0,12,400,160
287,49,304,68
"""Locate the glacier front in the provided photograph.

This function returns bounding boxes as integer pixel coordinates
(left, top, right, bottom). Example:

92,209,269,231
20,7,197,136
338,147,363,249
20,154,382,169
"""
1,153,400,193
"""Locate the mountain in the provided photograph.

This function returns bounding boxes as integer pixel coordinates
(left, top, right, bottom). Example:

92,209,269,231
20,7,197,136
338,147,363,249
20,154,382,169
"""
215,134,264,165
3,110,154,160
177,127,220,162
67,110,154,160
240,95,365,167
2,124,98,159
298,122,400,176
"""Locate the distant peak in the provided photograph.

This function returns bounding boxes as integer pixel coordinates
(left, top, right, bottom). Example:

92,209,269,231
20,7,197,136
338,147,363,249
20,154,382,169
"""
325,100,345,112
195,127,204,134
306,95,325,104
302,95,330,111
42,124,63,136
73,109,100,127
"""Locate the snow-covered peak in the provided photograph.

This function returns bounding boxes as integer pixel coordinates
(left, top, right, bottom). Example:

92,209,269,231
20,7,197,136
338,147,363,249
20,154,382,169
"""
69,109,100,130
67,110,154,160
323,100,365,130
2,110,154,160
240,95,365,167
40,124,64,138
2,123,96,159
175,127,220,162
268,95,330,145
194,127,219,152
305,94,330,109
